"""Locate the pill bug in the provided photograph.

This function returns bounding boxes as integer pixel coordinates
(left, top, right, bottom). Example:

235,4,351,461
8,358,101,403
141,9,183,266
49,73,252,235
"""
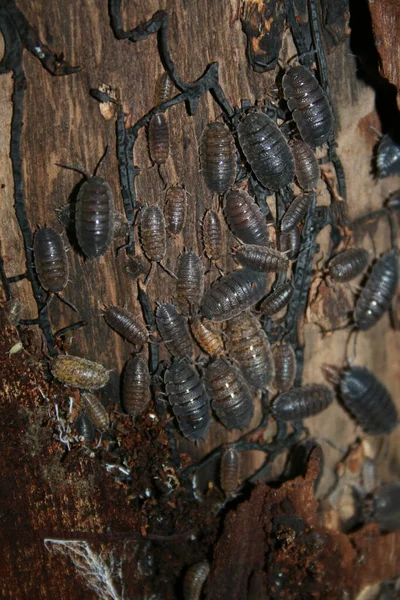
206,357,254,430
323,365,398,435
280,193,312,232
102,305,148,345
272,384,334,421
51,355,110,389
202,209,223,262
74,413,95,443
260,281,294,316
122,355,151,418
371,483,400,530
156,302,193,357
237,112,294,190
33,227,69,293
234,244,289,273
220,447,240,496
199,122,236,194
328,248,369,283
272,342,297,392
164,186,187,236
4,298,23,326
80,392,109,430
165,359,211,441
354,250,398,331
282,65,334,147
189,315,224,356
223,189,269,246
148,72,173,165
278,226,301,260
376,133,400,179
229,311,274,389
139,205,167,263
183,560,210,600
290,139,320,191
201,268,267,322
175,250,205,315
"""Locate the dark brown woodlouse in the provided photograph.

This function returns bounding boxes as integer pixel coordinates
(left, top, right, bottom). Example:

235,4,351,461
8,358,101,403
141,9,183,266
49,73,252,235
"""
353,250,398,330
282,65,334,147
175,250,205,315
328,248,369,283
220,447,240,496
371,483,400,530
223,189,269,246
234,244,289,273
148,72,173,165
229,311,274,389
51,355,110,389
290,139,320,191
206,357,254,430
164,186,187,236
260,281,294,316
199,122,236,194
74,413,95,443
323,365,398,435
278,226,301,259
189,315,225,356
201,268,267,322
165,359,211,441
155,302,193,357
33,227,69,293
122,355,151,418
102,305,148,345
237,112,294,190
272,342,297,392
183,560,210,600
80,392,109,430
139,205,167,263
272,384,334,421
202,209,223,262
280,194,312,232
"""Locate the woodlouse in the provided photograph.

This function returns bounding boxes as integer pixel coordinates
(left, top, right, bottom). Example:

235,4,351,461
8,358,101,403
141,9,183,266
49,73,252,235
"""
272,384,334,421
220,447,240,496
102,305,148,345
175,250,205,315
139,205,167,263
234,244,289,273
33,227,69,293
376,133,400,179
201,268,267,322
189,315,224,356
199,122,236,194
278,226,301,259
237,112,294,190
202,209,223,262
148,72,173,165
260,281,294,316
328,248,369,283
51,355,110,389
353,250,398,330
290,139,320,191
206,357,254,430
372,483,400,530
122,355,151,418
4,298,23,326
280,194,312,232
156,302,193,357
230,311,274,389
165,359,211,441
183,560,210,600
74,413,95,443
164,186,187,236
272,342,297,392
223,189,269,246
80,392,109,430
282,65,334,147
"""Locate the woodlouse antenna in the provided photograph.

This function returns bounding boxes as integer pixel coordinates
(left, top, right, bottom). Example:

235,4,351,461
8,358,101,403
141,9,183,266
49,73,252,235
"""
93,145,110,177
56,162,90,179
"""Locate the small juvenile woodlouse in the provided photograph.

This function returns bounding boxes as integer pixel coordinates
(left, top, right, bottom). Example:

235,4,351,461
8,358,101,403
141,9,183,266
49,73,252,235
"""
282,65,334,147
189,315,225,356
148,72,173,165
237,112,294,190
164,186,187,236
323,364,397,435
220,446,240,496
199,122,236,194
51,355,110,389
202,209,223,263
290,139,320,191
80,392,109,430
260,281,294,316
139,205,167,263
74,413,95,443
206,357,254,430
122,355,151,418
4,298,23,326
34,227,69,293
278,226,301,259
371,483,400,530
328,248,369,283
156,302,193,357
102,305,148,345
165,359,211,441
234,244,289,273
201,268,267,322
272,342,297,392
183,560,210,600
354,250,398,330
229,311,274,389
272,384,334,421
223,189,269,246
175,250,205,315
280,194,312,232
